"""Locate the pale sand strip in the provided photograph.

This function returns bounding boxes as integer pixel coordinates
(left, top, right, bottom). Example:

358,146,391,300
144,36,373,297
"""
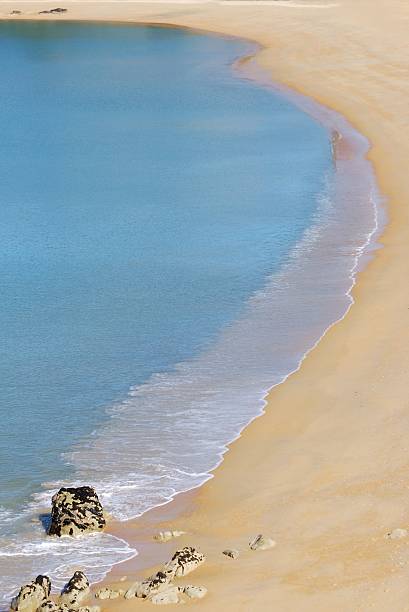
2,1,409,609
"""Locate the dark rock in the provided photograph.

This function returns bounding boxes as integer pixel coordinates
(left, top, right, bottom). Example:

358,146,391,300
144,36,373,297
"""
48,486,105,537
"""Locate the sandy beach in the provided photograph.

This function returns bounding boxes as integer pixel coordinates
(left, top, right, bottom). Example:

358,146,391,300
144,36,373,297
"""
3,0,409,609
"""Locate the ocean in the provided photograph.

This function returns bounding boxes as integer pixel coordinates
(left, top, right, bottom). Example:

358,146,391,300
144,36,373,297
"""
0,21,380,604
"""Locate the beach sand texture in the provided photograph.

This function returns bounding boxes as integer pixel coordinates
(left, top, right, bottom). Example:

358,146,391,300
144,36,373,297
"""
2,0,409,609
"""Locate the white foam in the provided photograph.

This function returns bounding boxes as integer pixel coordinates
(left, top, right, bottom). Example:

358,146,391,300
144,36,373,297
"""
0,505,136,609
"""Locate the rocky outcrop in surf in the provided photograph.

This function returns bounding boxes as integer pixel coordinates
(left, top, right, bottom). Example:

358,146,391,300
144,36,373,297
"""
48,487,105,537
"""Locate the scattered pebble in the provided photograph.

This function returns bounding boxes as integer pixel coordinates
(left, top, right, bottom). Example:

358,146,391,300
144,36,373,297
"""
249,534,276,551
183,585,207,599
387,528,408,540
222,548,239,559
119,576,127,582
150,586,180,605
154,530,186,543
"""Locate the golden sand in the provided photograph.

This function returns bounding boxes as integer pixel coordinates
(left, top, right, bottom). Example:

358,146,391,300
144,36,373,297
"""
2,1,409,608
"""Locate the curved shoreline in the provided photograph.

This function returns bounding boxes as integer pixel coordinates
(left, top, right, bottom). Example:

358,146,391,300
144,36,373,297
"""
101,32,385,519
2,2,409,609
16,20,383,593
100,22,385,585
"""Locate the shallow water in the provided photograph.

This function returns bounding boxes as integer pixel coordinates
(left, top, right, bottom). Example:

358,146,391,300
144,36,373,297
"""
0,22,379,603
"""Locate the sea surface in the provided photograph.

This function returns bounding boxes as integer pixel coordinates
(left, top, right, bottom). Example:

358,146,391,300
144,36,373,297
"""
0,22,381,604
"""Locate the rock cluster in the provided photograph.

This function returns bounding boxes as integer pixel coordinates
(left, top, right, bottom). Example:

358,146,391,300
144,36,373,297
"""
120,546,206,605
48,487,105,537
10,572,97,612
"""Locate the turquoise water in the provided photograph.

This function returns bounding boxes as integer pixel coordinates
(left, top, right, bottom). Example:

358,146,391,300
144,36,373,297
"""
0,22,379,604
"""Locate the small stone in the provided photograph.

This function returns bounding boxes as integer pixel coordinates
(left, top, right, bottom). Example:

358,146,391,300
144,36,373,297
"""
150,587,180,605
222,549,239,559
387,528,408,540
94,588,119,600
119,576,127,582
183,585,207,599
154,530,186,543
249,534,276,551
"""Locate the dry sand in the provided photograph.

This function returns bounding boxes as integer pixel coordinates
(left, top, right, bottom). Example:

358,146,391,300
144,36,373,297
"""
2,0,409,609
